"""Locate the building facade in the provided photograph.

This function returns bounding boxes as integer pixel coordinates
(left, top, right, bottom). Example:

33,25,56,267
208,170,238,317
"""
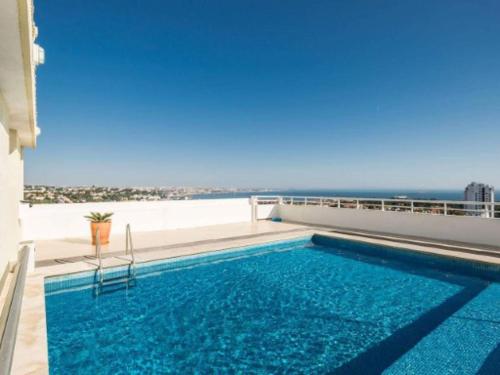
464,182,495,217
0,0,43,300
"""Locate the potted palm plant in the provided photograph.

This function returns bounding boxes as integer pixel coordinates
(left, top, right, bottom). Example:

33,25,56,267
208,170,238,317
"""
85,212,114,245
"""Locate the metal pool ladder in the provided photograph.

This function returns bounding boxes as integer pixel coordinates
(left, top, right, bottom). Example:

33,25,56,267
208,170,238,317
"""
95,224,137,295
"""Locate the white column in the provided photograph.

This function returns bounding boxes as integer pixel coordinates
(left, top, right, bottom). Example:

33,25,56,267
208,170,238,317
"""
250,197,257,222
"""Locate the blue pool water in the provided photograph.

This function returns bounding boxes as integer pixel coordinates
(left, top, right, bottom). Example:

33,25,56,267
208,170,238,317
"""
45,237,500,374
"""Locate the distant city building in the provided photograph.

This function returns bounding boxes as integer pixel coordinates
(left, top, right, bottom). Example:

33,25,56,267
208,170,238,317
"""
464,182,495,217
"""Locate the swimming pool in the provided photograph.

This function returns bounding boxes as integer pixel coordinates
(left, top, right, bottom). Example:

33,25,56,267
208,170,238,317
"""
45,235,500,374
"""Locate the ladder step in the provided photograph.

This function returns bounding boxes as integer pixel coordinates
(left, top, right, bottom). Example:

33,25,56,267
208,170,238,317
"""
95,224,137,296
101,276,135,286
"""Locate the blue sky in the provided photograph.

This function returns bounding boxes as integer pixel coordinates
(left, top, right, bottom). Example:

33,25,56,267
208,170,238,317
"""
26,0,500,189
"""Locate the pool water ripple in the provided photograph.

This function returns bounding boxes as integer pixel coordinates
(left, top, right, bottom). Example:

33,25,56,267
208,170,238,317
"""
45,238,498,374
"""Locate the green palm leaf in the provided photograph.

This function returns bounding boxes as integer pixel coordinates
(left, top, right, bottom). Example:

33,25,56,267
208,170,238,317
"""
84,212,114,222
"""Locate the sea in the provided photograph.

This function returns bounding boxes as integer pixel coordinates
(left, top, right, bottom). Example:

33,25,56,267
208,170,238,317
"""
191,189,468,201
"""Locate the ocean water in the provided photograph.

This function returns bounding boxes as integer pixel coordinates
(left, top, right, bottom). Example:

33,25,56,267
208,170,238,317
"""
191,189,466,201
45,238,499,374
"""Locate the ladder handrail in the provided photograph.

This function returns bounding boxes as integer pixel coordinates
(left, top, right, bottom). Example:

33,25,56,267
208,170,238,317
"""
126,224,136,277
95,224,136,294
95,227,104,284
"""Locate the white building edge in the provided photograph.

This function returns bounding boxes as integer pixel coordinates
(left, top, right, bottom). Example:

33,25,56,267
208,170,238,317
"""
0,2,45,372
0,0,43,304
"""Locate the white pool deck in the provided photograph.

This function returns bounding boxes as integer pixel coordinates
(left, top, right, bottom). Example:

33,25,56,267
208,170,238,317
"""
34,221,309,263
12,221,500,375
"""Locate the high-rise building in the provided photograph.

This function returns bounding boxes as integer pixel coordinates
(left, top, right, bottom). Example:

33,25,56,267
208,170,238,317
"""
464,182,495,217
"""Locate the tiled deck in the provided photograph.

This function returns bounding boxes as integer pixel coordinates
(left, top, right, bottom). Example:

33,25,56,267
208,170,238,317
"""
34,221,309,263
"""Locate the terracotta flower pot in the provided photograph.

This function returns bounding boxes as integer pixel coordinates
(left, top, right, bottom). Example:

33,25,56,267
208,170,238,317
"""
91,221,112,245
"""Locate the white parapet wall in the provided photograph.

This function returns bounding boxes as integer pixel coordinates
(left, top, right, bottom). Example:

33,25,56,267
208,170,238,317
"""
279,204,500,248
20,198,264,240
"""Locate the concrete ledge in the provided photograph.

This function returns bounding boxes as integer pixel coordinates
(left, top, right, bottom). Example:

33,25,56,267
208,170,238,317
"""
284,221,500,258
36,226,308,268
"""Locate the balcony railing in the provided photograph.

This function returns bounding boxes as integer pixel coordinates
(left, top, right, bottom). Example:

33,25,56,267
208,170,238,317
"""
251,196,500,219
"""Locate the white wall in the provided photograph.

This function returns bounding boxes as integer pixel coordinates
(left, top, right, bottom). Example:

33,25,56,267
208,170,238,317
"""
20,198,256,240
0,100,13,278
279,205,500,248
0,99,25,282
256,204,279,220
8,130,23,251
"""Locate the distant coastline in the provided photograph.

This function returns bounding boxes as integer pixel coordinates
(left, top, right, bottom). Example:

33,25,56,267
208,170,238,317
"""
25,185,498,204
191,189,470,201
